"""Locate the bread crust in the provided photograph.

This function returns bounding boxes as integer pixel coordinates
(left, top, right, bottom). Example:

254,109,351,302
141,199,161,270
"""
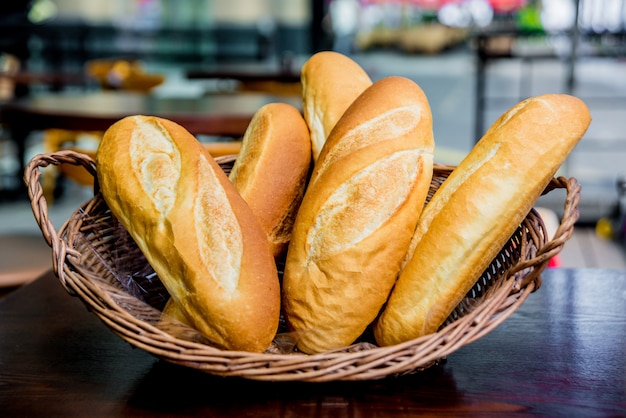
283,76,434,354
229,103,312,258
301,51,372,161
96,115,280,352
374,94,591,346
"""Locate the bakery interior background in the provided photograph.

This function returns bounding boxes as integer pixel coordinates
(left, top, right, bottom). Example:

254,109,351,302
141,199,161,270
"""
0,0,625,239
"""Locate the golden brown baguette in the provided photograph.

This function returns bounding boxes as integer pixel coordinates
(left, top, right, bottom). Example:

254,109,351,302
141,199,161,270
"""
282,76,435,354
301,51,372,162
96,115,281,353
374,94,591,346
229,103,312,258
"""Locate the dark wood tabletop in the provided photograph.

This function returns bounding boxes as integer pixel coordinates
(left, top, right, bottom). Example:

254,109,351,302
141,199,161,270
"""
186,67,301,83
0,267,624,417
185,60,301,83
185,62,302,97
0,70,89,91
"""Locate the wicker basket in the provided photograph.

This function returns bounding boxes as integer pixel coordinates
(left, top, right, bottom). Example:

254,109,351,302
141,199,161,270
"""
24,150,581,382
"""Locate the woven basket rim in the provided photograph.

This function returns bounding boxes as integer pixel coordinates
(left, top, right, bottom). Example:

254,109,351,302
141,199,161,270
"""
24,150,581,381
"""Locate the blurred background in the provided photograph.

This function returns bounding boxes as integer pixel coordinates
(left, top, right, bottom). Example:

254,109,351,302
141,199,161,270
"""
1,0,625,279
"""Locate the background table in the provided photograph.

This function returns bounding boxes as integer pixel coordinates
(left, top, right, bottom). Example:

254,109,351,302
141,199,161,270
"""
0,91,300,197
186,62,300,84
0,70,90,97
0,267,624,417
186,61,302,97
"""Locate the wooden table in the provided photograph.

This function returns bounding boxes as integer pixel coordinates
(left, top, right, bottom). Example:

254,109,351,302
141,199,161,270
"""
186,68,300,84
185,61,301,84
0,70,90,95
0,91,300,198
186,62,302,96
0,268,624,417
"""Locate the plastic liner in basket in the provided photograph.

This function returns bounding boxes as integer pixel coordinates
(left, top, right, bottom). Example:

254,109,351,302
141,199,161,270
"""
25,150,581,381
79,208,170,311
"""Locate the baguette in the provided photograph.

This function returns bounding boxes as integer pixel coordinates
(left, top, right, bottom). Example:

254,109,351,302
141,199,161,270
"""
374,94,591,346
282,76,435,354
301,51,372,162
96,115,280,353
229,103,312,258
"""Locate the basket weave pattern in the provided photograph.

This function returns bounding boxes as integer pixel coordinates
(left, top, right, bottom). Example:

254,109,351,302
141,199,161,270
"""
25,150,581,382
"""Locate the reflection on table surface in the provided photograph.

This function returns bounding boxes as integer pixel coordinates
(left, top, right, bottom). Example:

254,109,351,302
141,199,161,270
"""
0,268,624,417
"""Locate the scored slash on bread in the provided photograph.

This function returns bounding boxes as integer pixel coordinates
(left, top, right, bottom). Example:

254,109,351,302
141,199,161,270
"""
301,51,373,162
229,102,312,258
161,102,312,345
282,76,435,354
96,115,281,353
374,94,591,346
